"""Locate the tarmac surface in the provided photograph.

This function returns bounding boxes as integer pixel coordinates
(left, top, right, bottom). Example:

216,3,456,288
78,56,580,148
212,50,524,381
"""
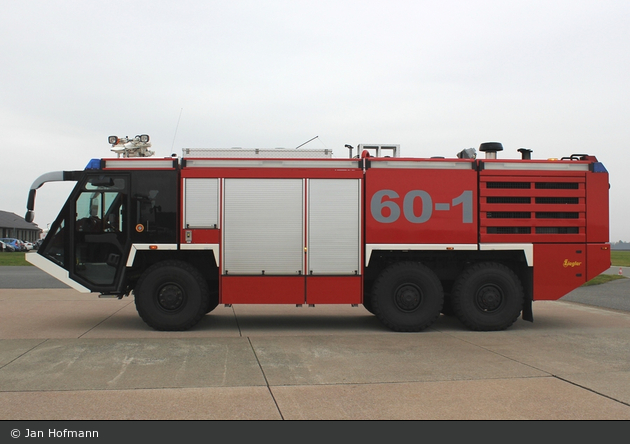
0,266,629,421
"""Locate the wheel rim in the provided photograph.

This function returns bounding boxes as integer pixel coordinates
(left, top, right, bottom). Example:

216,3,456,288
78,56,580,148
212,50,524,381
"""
394,283,423,312
474,283,504,312
157,283,185,311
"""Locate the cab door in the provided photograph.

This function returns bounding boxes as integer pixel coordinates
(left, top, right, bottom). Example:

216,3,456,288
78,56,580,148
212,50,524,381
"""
71,174,129,292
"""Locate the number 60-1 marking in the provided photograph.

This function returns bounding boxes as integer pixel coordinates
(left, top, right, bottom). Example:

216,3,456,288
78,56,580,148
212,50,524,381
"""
371,189,473,224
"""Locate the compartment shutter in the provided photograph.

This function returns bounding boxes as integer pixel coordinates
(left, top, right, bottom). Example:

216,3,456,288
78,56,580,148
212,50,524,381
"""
308,179,361,275
223,179,303,275
184,178,219,228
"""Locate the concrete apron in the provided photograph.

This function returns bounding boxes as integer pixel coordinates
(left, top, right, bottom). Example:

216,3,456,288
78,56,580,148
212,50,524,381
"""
0,288,629,420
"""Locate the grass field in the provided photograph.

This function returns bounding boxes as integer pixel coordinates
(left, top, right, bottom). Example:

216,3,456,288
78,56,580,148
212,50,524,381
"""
582,274,626,286
0,252,32,266
611,250,630,267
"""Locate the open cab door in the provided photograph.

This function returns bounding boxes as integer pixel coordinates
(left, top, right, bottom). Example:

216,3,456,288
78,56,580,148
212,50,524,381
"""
33,173,130,294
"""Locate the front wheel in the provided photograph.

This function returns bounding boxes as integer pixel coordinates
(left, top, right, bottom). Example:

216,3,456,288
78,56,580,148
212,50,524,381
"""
206,280,219,314
134,261,210,331
363,289,375,315
451,262,524,331
371,262,443,332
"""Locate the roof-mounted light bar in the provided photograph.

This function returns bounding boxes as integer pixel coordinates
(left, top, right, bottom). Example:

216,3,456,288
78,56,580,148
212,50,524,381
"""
109,134,154,158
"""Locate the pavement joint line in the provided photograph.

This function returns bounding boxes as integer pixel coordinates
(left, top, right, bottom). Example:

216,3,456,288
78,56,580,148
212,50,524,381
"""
0,338,49,371
562,300,630,315
553,375,630,408
262,375,555,388
231,305,243,337
437,329,556,377
247,336,285,420
78,301,134,339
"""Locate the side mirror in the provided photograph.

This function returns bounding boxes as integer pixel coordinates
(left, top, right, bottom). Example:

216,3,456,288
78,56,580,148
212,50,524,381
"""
25,189,36,222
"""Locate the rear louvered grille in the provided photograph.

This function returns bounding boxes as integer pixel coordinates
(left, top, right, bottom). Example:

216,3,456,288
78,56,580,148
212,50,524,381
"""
486,182,531,189
487,212,531,219
536,212,579,219
536,197,580,204
535,227,580,234
535,182,579,189
487,197,531,204
480,176,585,242
487,227,532,234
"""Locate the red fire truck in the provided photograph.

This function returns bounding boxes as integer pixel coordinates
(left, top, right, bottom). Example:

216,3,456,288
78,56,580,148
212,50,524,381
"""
24,136,610,332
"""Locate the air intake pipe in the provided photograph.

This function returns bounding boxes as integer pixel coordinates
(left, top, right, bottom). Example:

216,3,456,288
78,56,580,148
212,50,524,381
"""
518,148,533,160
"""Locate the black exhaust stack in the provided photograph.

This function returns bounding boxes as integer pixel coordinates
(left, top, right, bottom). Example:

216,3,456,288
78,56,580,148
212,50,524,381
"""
479,142,504,159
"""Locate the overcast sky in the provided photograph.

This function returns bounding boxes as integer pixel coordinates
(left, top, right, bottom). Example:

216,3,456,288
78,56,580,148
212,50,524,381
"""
2,0,629,241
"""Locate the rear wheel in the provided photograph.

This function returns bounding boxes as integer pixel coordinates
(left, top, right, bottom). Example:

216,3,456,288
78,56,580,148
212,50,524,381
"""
371,262,443,332
134,261,210,331
451,262,524,331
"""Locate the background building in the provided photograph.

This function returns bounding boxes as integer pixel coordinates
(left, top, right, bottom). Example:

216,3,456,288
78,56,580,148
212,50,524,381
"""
0,210,42,242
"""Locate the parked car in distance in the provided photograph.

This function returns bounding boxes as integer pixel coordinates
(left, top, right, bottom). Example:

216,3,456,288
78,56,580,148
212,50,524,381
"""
0,238,22,252
21,241,34,251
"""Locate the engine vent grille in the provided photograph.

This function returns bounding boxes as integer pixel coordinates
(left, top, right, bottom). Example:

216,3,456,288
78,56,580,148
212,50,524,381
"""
480,175,585,242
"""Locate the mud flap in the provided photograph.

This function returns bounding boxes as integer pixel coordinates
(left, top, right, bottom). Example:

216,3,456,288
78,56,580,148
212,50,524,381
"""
522,298,533,322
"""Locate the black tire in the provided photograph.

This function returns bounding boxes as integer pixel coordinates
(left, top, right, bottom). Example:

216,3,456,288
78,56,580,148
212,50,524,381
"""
363,291,375,315
371,261,444,332
451,262,524,331
206,284,219,314
134,261,210,331
441,294,455,316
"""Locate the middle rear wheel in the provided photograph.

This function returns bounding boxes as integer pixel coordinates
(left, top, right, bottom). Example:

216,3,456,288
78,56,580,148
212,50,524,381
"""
450,262,524,331
371,261,444,332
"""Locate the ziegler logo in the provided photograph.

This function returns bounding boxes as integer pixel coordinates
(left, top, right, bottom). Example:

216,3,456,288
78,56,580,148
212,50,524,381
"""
563,259,582,268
